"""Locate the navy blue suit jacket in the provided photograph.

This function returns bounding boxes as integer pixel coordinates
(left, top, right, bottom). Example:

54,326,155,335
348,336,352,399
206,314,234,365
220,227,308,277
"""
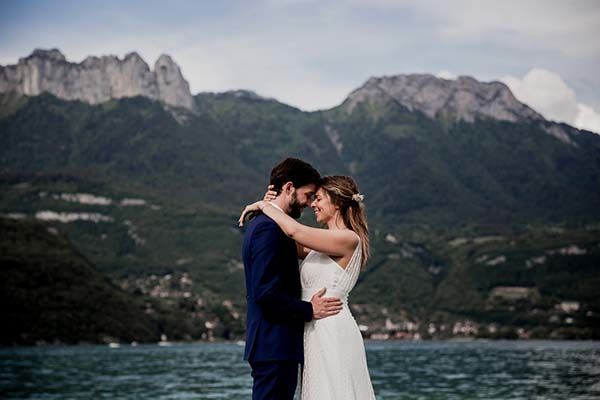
242,213,313,362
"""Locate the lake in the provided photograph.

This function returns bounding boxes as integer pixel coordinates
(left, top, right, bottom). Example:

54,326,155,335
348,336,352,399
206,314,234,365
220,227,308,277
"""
1,340,599,399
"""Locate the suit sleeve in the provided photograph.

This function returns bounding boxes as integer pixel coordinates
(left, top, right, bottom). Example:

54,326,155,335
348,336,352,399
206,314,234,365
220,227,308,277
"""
250,221,313,322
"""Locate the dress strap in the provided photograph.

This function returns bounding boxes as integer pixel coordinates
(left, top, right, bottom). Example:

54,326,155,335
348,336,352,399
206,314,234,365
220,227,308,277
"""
348,232,362,267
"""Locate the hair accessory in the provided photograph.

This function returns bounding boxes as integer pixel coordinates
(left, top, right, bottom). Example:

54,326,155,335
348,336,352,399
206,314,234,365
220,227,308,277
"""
352,193,364,203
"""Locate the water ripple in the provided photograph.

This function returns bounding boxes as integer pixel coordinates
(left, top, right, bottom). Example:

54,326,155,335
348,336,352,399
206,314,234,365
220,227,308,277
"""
1,341,599,399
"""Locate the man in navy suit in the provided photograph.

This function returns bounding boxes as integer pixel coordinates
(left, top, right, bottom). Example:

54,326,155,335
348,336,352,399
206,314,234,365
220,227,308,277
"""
242,158,343,400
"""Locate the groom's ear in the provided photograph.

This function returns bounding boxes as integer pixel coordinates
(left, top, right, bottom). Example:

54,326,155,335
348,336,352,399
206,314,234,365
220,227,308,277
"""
282,181,294,194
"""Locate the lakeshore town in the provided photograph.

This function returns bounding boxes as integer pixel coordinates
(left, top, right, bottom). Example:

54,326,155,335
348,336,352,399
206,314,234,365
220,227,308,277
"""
116,271,585,345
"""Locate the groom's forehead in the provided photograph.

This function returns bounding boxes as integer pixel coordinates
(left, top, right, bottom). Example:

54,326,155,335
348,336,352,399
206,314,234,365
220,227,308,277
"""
297,183,317,192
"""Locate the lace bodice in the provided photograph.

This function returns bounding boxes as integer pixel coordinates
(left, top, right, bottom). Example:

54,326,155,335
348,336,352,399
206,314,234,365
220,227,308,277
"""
299,235,362,303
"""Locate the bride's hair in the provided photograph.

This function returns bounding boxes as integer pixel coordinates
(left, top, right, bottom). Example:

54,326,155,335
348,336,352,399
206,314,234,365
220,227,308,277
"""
319,176,370,269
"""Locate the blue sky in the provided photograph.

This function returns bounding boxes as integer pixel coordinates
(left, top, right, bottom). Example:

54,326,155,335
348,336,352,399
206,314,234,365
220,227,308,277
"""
1,0,599,131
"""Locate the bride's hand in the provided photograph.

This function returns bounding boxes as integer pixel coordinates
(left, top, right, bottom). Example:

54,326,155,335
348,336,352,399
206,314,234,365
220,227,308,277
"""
238,200,266,227
238,185,275,227
263,184,277,201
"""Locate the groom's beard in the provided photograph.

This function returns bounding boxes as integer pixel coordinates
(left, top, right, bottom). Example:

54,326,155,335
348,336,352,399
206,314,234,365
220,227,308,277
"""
289,192,304,219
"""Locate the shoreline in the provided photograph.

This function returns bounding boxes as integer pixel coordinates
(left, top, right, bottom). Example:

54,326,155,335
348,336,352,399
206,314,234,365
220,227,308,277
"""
2,337,600,348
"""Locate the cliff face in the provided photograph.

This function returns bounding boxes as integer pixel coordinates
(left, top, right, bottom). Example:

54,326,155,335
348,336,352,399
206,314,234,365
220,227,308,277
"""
0,49,194,110
343,74,544,123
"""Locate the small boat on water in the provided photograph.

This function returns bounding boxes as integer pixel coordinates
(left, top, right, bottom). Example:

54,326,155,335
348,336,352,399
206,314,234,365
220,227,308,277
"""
108,342,121,348
158,334,173,346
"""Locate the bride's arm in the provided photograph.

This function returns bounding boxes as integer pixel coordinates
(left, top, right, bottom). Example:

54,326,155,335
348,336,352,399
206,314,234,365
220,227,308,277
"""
261,185,311,258
241,200,358,256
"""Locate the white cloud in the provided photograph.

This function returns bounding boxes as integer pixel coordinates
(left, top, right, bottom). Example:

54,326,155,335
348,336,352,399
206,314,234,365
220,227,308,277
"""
576,104,600,134
351,0,600,56
502,69,578,123
502,68,600,134
436,70,456,80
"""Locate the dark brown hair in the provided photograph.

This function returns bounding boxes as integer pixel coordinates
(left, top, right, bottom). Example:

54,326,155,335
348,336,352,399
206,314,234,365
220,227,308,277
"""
270,157,321,193
319,175,370,269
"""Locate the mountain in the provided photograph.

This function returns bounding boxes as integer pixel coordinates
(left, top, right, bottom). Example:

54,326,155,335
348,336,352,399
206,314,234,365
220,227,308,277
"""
1,49,600,343
0,217,156,344
321,75,600,228
344,74,544,123
0,49,194,110
341,74,582,147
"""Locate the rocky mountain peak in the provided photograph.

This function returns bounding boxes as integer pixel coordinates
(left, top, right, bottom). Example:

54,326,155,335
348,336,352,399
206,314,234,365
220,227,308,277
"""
0,49,194,111
155,54,176,67
344,73,544,124
124,51,144,61
154,54,195,110
25,48,67,63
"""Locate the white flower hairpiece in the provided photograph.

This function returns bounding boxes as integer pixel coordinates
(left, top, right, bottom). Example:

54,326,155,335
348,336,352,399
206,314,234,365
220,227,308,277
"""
352,193,364,203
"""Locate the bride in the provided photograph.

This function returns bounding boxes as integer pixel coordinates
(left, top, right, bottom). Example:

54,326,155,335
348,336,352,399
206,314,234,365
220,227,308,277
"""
240,175,377,400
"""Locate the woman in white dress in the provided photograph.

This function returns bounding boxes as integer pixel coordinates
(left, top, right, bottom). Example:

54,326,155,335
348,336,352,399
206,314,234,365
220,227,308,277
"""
239,175,377,400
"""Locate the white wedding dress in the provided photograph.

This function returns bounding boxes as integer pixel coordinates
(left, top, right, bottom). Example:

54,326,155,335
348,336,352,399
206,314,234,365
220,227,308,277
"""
299,236,377,399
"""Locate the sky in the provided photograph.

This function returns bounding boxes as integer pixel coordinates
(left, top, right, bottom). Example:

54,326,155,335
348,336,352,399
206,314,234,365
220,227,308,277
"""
1,0,599,133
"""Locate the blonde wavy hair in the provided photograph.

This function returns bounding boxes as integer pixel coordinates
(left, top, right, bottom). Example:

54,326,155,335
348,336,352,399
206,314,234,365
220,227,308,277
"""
319,176,370,269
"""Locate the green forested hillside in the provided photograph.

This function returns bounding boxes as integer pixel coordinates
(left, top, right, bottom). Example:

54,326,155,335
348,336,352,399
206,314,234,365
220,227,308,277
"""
1,88,599,343
322,100,600,228
0,217,155,344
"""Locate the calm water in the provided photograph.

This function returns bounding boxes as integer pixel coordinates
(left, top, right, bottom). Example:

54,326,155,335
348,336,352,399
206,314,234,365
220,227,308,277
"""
1,340,599,399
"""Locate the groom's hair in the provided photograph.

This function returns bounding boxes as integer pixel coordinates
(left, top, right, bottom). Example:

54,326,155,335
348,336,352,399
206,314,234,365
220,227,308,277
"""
270,157,321,195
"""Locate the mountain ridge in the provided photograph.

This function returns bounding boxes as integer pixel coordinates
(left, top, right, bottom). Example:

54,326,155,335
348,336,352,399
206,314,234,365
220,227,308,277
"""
343,74,542,122
0,49,589,134
0,49,194,110
1,48,595,146
340,73,583,146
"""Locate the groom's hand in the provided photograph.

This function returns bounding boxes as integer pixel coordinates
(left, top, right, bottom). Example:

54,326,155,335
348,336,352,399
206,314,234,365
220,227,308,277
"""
310,288,343,320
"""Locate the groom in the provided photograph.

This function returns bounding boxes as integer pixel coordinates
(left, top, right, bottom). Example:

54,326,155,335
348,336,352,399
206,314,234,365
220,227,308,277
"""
242,157,343,400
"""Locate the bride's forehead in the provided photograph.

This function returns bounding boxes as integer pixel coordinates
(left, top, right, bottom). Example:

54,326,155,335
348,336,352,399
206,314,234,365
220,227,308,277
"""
315,187,329,197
